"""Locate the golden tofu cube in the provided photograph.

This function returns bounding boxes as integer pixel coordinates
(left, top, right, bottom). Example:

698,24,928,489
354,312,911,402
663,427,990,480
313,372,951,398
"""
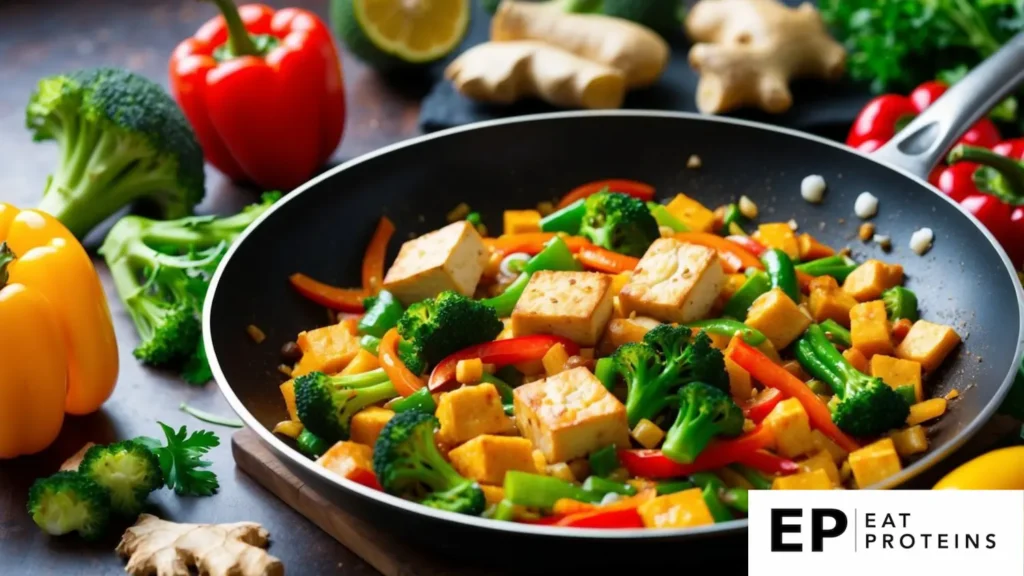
810,429,848,464
808,275,857,326
755,223,800,260
851,300,893,358
638,488,715,528
764,398,815,458
665,194,715,233
772,469,833,490
382,221,488,306
871,355,923,403
503,210,541,235
895,320,961,372
842,260,903,301
619,238,724,324
296,322,361,375
480,485,506,506
889,425,928,457
744,288,812,350
447,435,537,485
436,383,514,445
848,438,902,488
317,441,374,482
799,450,841,486
513,366,631,463
724,338,753,402
349,407,395,448
511,271,613,346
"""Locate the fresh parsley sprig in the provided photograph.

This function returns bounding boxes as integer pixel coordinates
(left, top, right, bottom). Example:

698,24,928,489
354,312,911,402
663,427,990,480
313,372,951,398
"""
135,422,220,497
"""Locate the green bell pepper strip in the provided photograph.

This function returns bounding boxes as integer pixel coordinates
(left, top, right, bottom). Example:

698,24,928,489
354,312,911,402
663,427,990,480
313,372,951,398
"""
690,473,733,522
819,319,851,348
357,290,403,338
480,373,515,416
390,387,437,414
796,255,858,283
296,428,331,458
582,476,637,497
882,286,919,321
594,357,618,391
647,202,689,232
655,479,695,495
481,237,582,317
895,385,917,406
723,271,771,320
491,499,517,522
720,487,749,514
539,199,585,233
682,319,767,346
729,464,772,490
503,471,603,509
588,444,621,477
761,248,799,302
720,203,745,235
795,338,845,398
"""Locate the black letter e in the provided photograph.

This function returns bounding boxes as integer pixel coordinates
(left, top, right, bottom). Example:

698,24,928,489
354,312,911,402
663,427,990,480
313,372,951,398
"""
772,509,802,552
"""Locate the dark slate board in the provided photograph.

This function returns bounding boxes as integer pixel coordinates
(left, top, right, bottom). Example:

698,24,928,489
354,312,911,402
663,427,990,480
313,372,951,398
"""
417,1,874,140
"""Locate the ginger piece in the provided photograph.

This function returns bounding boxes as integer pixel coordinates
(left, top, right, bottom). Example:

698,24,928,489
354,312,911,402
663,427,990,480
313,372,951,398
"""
492,0,669,88
117,514,284,576
685,0,846,114
446,40,626,109
60,442,96,471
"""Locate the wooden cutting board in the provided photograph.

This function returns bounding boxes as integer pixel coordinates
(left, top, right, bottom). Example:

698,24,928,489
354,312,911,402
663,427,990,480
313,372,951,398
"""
232,428,476,576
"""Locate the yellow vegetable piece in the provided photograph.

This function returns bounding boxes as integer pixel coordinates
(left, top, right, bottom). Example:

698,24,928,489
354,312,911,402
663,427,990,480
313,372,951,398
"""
842,347,869,374
798,450,840,486
456,358,484,384
888,425,928,457
339,348,379,376
848,438,902,488
724,338,753,403
280,380,298,423
638,488,715,528
665,194,715,233
906,398,947,426
545,462,577,483
933,446,1024,490
503,210,541,235
272,420,304,439
631,418,666,449
754,223,799,259
542,342,570,376
772,469,832,490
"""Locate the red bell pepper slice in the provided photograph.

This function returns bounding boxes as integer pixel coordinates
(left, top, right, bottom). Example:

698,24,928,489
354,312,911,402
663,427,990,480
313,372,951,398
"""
736,450,800,476
428,335,580,392
725,235,766,257
289,273,366,312
556,507,645,529
379,328,425,397
362,216,394,295
577,245,639,273
349,469,383,491
556,179,655,209
675,232,764,272
742,388,784,423
618,425,774,479
728,339,860,453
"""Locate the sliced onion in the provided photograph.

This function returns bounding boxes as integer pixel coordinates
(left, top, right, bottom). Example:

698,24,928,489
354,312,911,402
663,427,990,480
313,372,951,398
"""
499,252,531,277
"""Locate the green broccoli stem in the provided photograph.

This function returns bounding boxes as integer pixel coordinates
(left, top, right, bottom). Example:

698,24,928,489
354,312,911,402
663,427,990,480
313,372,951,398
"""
662,396,716,464
804,324,875,397
206,0,261,57
0,242,15,287
330,368,390,388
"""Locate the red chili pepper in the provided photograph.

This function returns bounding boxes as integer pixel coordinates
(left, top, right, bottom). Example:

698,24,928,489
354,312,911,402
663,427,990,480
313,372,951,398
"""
577,245,639,273
735,450,800,476
741,388,784,423
289,273,365,312
170,0,345,191
618,425,774,479
428,335,580,392
556,179,655,209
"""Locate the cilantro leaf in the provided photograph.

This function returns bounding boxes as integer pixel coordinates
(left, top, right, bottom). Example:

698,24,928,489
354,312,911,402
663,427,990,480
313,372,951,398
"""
135,422,220,497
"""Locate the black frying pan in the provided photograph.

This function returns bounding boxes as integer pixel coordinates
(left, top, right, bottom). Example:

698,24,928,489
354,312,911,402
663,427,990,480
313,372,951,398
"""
205,33,1024,567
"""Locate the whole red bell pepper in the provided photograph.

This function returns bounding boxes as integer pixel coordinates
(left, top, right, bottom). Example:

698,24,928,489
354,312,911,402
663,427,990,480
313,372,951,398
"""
170,0,345,191
428,335,580,392
847,80,1000,153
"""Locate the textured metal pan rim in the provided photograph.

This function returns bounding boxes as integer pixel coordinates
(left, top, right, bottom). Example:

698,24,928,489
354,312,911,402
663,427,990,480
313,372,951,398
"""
204,110,1024,539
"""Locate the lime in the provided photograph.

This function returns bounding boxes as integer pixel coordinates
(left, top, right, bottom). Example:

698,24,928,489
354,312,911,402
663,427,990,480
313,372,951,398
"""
332,0,470,69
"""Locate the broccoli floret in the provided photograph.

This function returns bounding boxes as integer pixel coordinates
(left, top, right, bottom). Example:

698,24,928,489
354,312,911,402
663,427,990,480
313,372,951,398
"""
28,67,205,239
78,441,163,516
295,369,398,442
579,191,659,257
399,344,427,376
613,326,728,427
662,382,744,464
397,290,503,364
373,411,485,516
27,471,111,540
100,193,280,378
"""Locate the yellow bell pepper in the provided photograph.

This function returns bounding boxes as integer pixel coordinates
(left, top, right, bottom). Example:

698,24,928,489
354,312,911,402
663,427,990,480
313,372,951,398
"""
0,203,118,459
933,446,1024,490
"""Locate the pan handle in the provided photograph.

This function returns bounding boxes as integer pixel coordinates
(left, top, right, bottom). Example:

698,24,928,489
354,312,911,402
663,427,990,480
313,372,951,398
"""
872,32,1024,178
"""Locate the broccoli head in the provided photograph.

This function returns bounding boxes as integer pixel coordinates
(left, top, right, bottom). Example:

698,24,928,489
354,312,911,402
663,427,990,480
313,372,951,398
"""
613,326,728,427
28,67,205,239
27,471,111,540
373,410,485,516
579,191,659,257
78,441,163,516
295,369,398,442
397,290,503,364
662,382,744,464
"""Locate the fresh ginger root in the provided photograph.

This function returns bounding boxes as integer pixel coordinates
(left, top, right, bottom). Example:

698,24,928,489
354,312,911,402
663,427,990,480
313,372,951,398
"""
492,0,669,88
117,514,284,576
686,0,846,114
446,41,627,109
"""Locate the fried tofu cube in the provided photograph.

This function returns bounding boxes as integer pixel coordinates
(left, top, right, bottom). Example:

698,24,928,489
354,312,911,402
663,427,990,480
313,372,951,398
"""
755,223,800,260
808,275,857,326
799,450,841,486
724,338,753,402
296,322,361,375
842,260,903,301
349,407,395,447
810,430,848,464
513,366,631,463
503,210,541,235
511,271,614,346
764,398,815,458
597,316,660,356
772,469,833,490
889,425,928,457
480,485,505,506
871,355,923,403
848,438,902,488
851,300,893,358
448,435,538,485
638,488,715,528
895,320,961,372
619,239,724,324
744,288,812,350
665,194,715,233
317,441,375,482
436,383,514,445
382,221,488,305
